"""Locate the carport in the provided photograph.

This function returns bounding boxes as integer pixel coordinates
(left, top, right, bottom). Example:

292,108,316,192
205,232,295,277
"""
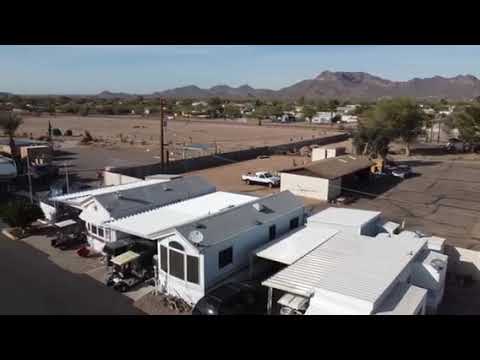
250,225,339,314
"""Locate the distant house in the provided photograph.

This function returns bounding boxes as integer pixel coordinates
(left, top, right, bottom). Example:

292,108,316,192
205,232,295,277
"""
341,115,358,123
311,112,336,124
192,101,208,107
336,104,359,114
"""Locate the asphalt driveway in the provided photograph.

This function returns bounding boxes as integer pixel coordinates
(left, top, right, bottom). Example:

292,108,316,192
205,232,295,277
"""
0,235,145,315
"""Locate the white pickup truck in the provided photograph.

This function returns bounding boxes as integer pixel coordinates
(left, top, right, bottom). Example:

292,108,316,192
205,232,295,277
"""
241,171,280,188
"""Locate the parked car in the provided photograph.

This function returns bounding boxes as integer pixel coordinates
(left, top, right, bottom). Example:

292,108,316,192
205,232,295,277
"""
241,171,280,188
445,138,468,153
192,281,267,315
390,165,413,179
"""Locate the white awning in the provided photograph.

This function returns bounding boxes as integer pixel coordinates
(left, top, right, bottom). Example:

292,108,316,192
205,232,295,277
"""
111,251,140,266
255,225,338,265
54,219,77,228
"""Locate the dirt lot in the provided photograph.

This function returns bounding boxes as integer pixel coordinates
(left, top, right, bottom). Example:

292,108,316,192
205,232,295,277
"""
19,115,338,155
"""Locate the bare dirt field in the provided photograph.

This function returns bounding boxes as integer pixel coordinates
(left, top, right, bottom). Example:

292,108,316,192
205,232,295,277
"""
19,115,339,155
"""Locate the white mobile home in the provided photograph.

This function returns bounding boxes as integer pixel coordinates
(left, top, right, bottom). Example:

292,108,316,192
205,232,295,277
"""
152,191,305,304
46,176,216,253
259,207,448,315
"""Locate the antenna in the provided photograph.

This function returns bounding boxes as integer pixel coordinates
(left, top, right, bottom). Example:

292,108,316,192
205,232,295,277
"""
188,230,204,244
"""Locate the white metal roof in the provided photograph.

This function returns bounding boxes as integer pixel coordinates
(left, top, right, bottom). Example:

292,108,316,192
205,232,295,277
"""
50,179,166,204
107,191,257,240
263,229,427,303
54,219,77,228
375,283,427,315
308,207,381,228
111,251,140,266
256,225,339,265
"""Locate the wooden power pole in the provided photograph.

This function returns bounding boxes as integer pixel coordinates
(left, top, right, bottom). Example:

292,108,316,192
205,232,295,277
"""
160,98,165,171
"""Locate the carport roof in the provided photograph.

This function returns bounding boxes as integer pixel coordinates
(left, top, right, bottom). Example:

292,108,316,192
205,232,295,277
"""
282,155,374,180
255,225,339,265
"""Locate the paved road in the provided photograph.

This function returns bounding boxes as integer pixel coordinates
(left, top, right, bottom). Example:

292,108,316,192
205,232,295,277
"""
0,235,145,315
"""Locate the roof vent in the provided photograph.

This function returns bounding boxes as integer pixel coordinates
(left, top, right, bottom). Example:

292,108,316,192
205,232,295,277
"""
430,258,446,271
188,230,204,244
253,203,264,212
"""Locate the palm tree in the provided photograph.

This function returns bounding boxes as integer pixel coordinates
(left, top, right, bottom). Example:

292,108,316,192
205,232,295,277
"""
0,111,23,159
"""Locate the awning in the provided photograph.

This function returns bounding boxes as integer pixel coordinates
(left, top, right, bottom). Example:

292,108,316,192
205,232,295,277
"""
111,251,140,266
256,225,338,265
54,219,77,228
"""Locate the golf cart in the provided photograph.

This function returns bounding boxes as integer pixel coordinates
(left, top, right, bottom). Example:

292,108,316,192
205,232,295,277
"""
51,219,86,250
106,240,156,293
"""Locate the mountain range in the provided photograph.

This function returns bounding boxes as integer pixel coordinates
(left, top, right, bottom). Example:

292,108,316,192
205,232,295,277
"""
95,71,480,101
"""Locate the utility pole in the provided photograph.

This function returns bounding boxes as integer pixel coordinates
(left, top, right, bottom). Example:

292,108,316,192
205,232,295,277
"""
65,162,70,194
26,151,33,204
160,98,165,171
437,117,441,144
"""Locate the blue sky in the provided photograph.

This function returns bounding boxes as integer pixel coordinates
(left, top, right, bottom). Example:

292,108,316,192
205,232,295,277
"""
1,45,479,94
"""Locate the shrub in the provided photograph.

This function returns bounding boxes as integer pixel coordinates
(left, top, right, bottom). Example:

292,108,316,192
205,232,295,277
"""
81,130,93,144
64,129,73,136
0,200,43,230
52,128,62,136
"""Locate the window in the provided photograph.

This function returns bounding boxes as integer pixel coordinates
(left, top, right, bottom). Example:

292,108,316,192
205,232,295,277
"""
86,223,90,231
269,225,276,241
169,241,184,251
219,247,233,269
91,225,98,235
290,217,299,230
160,245,168,272
98,227,105,238
105,229,111,241
187,255,199,284
169,249,185,280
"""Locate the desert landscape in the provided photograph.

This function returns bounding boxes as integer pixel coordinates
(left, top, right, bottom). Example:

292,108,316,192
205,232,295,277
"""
18,115,337,155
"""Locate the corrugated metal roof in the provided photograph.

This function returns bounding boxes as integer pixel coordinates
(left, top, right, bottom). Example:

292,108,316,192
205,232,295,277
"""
263,229,427,303
50,179,165,203
308,207,381,228
107,192,257,240
94,176,216,219
255,225,339,265
282,155,374,180
176,191,305,247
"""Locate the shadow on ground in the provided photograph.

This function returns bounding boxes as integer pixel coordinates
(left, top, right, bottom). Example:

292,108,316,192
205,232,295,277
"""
0,236,145,315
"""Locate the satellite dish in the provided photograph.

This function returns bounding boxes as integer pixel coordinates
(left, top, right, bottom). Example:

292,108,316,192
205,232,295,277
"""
188,230,204,244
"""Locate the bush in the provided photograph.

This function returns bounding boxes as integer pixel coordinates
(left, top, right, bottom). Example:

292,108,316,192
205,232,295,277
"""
52,128,62,136
65,129,73,136
0,200,43,230
81,130,93,144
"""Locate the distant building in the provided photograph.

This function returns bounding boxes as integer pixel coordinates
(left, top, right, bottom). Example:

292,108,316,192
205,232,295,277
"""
192,101,208,107
311,112,336,124
341,115,358,123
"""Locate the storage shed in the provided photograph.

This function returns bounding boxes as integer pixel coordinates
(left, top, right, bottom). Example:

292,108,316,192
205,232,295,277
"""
280,155,374,201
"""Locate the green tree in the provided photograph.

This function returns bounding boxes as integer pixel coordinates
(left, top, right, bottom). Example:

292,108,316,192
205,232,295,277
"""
0,111,23,159
224,104,241,119
452,105,480,145
353,115,395,159
302,105,317,121
374,98,425,156
0,200,43,232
